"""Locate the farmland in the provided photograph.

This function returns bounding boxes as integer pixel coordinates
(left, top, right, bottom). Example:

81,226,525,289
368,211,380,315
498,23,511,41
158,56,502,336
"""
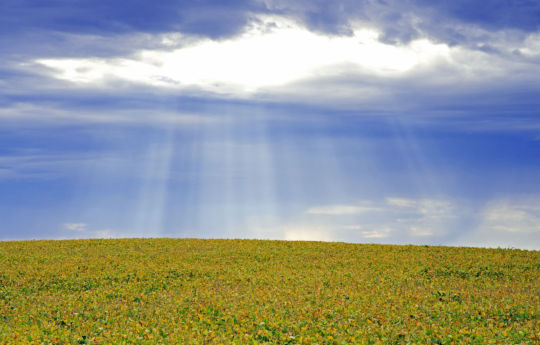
0,239,538,344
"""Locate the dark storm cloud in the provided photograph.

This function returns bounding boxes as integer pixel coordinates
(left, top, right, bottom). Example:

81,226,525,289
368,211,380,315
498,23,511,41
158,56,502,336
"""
417,0,540,32
262,0,540,44
2,1,538,46
0,0,267,38
0,0,269,61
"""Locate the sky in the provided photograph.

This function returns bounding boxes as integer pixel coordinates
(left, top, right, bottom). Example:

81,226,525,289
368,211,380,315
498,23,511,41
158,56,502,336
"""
1,0,540,249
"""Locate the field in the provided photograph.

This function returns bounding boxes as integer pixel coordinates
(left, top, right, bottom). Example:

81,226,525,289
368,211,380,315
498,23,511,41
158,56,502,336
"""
0,239,538,344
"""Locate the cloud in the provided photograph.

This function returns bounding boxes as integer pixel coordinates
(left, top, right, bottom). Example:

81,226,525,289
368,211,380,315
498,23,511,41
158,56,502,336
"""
0,153,88,180
388,198,459,238
301,197,463,243
258,0,540,47
0,0,265,40
409,226,434,237
1,6,538,132
64,223,87,231
479,200,540,233
0,102,220,126
301,197,540,248
94,229,116,238
386,198,417,208
306,204,379,215
62,222,123,239
359,227,391,239
0,149,134,181
413,0,540,33
342,225,391,238
33,15,450,94
19,14,540,126
3,1,538,49
445,198,540,249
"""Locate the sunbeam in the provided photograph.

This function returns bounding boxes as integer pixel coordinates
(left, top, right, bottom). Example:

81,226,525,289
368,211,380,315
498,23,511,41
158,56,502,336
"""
2,0,540,250
133,127,175,236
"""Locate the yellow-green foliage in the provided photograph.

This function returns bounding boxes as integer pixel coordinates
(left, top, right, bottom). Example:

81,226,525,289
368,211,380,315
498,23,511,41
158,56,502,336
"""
0,239,538,344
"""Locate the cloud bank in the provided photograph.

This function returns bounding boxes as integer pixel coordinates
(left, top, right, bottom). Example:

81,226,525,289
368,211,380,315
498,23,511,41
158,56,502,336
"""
251,196,540,249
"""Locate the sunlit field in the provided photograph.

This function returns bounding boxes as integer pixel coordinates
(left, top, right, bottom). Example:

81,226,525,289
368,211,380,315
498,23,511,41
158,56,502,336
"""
0,239,538,344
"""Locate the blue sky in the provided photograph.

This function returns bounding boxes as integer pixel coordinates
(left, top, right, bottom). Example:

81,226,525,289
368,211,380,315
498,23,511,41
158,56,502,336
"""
1,0,539,249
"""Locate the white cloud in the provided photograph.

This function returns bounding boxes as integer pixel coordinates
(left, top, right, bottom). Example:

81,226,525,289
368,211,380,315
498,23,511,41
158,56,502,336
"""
61,223,124,239
12,16,538,120
479,200,540,233
303,197,461,241
360,227,391,239
306,204,379,215
520,33,540,58
198,196,540,249
34,15,450,94
389,198,457,237
409,226,434,237
448,198,540,250
386,197,417,208
388,198,456,219
94,229,116,238
0,103,217,125
64,223,87,231
342,225,364,230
